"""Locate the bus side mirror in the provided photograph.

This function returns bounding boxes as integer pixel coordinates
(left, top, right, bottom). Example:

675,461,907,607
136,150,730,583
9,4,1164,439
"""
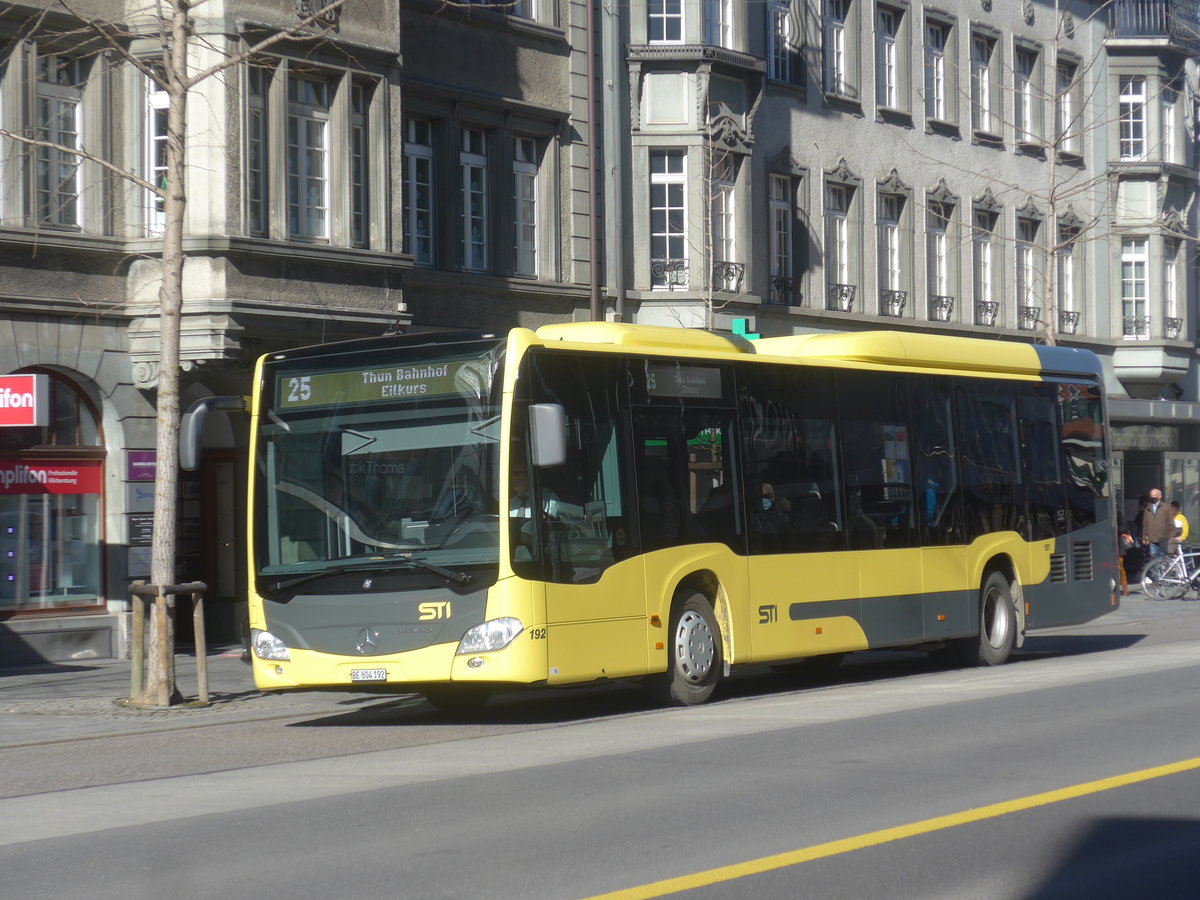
529,403,567,468
180,396,247,471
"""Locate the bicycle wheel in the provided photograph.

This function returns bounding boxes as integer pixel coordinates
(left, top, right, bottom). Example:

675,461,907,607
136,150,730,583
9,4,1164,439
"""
1142,556,1189,599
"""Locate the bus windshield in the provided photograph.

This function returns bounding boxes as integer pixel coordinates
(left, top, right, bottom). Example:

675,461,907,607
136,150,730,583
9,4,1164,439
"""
254,340,505,585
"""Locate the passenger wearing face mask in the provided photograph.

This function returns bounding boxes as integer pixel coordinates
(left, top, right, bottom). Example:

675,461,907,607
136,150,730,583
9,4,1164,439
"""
753,483,791,536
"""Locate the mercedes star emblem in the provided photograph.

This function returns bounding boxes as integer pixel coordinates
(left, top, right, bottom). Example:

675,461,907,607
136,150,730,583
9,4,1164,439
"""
356,627,380,655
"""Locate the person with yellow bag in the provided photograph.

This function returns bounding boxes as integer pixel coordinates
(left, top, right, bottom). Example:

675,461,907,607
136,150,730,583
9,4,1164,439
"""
1171,500,1189,556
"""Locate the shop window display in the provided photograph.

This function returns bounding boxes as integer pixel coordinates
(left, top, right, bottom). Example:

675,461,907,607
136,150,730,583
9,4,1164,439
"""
0,373,104,611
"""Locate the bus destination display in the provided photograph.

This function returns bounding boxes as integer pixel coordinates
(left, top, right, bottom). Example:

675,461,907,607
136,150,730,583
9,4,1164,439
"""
277,361,473,409
645,362,723,400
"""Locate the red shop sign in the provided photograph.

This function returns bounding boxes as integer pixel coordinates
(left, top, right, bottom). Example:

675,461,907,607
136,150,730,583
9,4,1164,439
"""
0,460,102,495
0,374,49,428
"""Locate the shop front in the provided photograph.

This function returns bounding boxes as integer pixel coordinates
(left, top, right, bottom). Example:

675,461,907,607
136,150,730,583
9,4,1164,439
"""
0,371,112,663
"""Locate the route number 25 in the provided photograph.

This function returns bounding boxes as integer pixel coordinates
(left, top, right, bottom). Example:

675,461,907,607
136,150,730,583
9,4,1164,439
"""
287,376,312,403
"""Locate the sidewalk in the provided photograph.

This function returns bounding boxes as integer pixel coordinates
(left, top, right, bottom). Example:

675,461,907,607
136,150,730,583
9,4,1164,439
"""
0,646,392,748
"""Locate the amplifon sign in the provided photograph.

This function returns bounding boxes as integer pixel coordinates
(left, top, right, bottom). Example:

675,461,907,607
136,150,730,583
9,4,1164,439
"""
0,460,102,495
0,374,49,428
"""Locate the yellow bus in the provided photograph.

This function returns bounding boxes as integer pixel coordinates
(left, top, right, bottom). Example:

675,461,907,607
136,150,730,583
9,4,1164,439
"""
207,323,1117,708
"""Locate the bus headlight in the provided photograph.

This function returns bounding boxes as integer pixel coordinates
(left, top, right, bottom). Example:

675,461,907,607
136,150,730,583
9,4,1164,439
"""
456,617,523,654
251,628,291,661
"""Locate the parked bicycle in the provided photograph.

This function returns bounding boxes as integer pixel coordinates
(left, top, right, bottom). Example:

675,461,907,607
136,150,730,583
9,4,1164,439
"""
1141,545,1200,599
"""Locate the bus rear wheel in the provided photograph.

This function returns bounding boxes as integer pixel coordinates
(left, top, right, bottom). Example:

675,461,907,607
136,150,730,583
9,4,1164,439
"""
653,592,723,707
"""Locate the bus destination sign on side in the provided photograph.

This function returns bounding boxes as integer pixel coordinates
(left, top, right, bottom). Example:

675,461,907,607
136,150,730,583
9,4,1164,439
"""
278,362,468,409
645,362,723,400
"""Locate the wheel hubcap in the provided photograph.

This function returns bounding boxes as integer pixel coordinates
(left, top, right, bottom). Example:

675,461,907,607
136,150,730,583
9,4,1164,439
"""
674,610,715,684
983,589,1010,650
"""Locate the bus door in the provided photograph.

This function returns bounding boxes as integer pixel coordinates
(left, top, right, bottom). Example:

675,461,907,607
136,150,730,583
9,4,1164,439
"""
632,405,748,652
516,353,646,684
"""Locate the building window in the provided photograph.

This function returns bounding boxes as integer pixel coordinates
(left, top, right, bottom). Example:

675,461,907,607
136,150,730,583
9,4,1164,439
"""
1055,60,1079,155
1016,218,1039,315
825,181,856,309
769,174,794,304
710,156,740,291
287,74,330,240
1119,76,1147,161
247,60,379,247
1165,239,1179,322
824,0,849,96
973,210,997,324
768,2,799,85
461,128,489,272
35,54,84,228
878,8,897,109
350,83,368,248
247,66,269,237
925,20,950,122
705,0,732,48
650,150,687,289
1121,237,1149,339
971,35,996,135
1014,48,1038,143
1056,224,1077,320
404,119,434,266
514,137,539,277
878,193,902,290
648,0,684,44
145,72,168,236
927,202,953,320
1162,85,1178,164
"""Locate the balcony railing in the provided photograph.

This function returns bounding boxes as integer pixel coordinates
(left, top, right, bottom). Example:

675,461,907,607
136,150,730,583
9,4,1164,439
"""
768,275,797,306
1108,0,1200,52
826,283,856,312
651,258,688,291
1059,310,1080,335
1123,315,1152,339
880,289,907,317
711,261,745,293
928,295,954,322
975,300,999,326
1019,305,1041,331
1166,317,1183,339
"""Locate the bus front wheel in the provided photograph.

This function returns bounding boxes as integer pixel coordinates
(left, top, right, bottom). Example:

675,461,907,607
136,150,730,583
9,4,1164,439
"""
654,592,723,707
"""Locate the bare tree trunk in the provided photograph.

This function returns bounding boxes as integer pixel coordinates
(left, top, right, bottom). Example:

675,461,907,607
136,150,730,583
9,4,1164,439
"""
135,0,189,707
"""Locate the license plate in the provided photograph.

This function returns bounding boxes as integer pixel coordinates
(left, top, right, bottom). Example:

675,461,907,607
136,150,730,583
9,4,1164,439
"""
350,668,388,683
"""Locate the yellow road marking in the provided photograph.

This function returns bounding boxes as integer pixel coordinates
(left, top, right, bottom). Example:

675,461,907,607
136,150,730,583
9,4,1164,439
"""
584,755,1200,900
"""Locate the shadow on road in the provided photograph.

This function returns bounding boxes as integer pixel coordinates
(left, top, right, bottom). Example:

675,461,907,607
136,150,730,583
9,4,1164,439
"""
1024,816,1200,898
1017,633,1146,659
281,633,1152,729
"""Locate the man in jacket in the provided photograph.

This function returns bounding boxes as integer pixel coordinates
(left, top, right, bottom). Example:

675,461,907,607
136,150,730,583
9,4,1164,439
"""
1141,488,1174,558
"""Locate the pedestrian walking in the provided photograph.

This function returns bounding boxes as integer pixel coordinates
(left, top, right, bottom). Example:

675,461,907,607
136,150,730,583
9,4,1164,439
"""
1141,488,1174,559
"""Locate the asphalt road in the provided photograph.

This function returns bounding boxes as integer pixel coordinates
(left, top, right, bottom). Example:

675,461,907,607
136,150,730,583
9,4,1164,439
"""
2,595,1199,899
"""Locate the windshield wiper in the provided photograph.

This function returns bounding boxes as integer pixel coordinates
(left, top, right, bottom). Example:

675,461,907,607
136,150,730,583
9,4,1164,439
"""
262,552,471,594
263,558,397,594
391,553,473,585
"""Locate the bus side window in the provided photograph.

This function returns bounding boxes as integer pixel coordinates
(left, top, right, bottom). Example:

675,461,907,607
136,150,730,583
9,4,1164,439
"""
836,371,917,550
911,376,963,546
